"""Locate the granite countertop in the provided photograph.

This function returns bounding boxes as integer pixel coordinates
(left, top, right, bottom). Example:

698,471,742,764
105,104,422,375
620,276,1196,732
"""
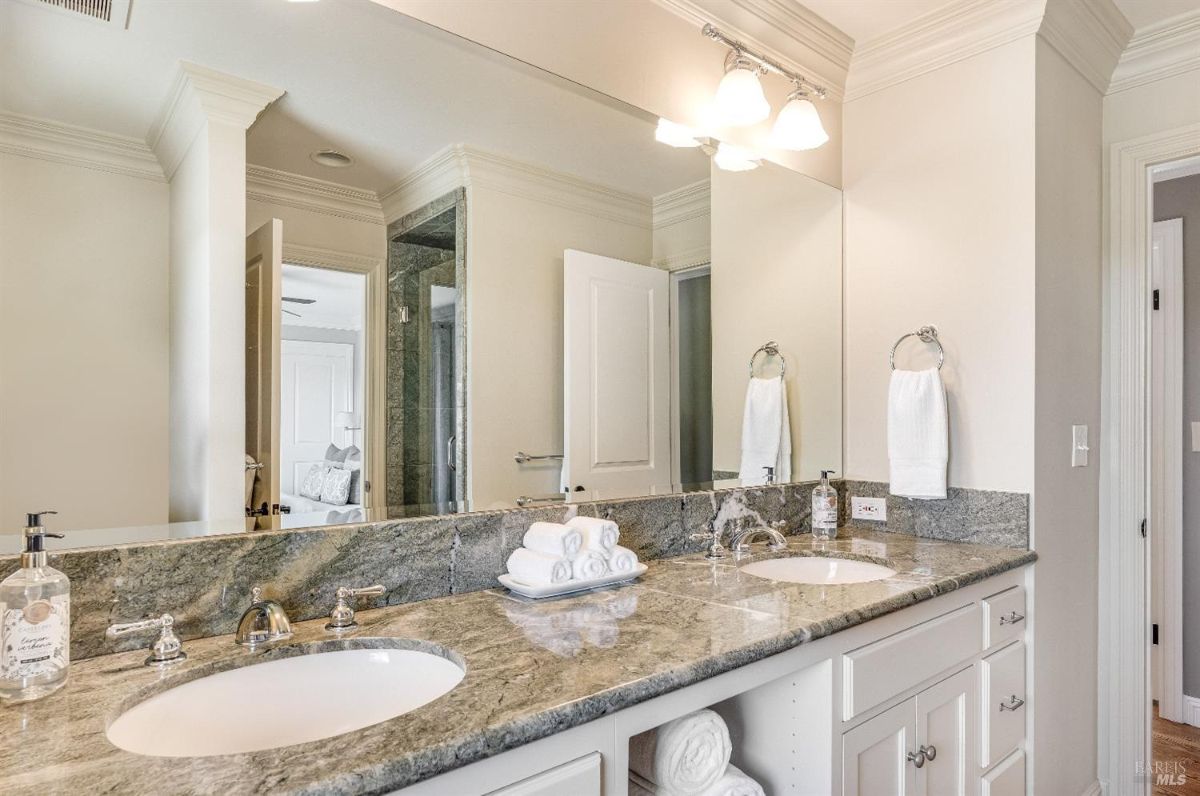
0,528,1035,795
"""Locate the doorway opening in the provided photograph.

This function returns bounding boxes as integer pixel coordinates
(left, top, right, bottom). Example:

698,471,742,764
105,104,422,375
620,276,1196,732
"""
670,265,713,485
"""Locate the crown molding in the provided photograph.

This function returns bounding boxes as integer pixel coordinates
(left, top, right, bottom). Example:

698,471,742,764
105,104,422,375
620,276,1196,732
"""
653,245,712,271
653,179,711,229
653,0,848,100
148,61,284,180
383,145,652,228
1038,0,1131,94
845,0,1044,102
1108,9,1200,95
0,112,164,182
281,242,383,272
246,165,384,226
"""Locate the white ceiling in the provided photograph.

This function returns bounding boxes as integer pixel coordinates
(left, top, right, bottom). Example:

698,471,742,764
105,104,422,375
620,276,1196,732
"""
0,0,707,197
281,264,365,330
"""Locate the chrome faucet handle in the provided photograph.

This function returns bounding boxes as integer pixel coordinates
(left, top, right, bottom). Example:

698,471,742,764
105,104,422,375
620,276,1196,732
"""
106,613,187,667
325,584,386,631
689,523,729,560
234,586,293,648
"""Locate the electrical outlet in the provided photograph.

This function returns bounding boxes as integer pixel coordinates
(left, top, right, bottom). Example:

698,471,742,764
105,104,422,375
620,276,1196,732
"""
851,496,887,522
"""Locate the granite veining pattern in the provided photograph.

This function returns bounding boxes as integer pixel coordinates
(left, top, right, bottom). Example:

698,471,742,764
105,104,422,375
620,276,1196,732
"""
0,529,1034,795
841,480,1030,548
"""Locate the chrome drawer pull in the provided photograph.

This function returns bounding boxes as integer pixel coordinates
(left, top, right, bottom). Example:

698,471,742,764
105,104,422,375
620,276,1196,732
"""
999,695,1025,712
998,610,1025,626
907,749,926,768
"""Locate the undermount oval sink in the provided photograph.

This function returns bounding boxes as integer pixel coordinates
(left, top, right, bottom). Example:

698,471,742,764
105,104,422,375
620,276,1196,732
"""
106,647,464,757
740,556,897,585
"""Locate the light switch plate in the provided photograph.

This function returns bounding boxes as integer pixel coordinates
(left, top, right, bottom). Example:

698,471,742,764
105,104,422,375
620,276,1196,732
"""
1072,424,1089,468
851,496,887,522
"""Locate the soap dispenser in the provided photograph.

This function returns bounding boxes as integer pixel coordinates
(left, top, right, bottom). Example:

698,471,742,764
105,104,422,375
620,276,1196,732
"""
811,471,838,541
0,511,70,702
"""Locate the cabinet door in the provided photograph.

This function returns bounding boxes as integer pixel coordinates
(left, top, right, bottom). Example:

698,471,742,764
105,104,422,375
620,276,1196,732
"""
916,667,977,796
843,700,918,795
485,752,601,796
981,750,1025,796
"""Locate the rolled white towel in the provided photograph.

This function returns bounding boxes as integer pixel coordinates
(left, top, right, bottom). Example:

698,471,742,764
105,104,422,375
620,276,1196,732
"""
571,550,610,581
608,545,639,574
629,766,763,796
629,709,732,795
567,515,619,554
523,522,584,560
505,548,571,585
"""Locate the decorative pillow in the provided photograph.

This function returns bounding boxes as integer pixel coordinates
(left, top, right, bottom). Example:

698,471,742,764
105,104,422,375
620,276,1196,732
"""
324,443,349,467
320,466,353,506
299,463,328,501
341,445,363,504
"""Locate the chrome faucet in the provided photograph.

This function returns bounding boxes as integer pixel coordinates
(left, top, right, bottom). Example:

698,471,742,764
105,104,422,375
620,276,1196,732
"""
325,584,385,631
689,522,730,559
106,613,186,667
234,587,293,648
730,521,790,554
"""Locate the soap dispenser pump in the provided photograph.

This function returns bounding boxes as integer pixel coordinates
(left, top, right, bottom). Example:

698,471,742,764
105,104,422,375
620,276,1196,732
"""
0,511,71,702
811,471,838,541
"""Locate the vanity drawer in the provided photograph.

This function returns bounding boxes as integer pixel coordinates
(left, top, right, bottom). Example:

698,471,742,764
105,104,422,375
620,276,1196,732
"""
485,752,601,796
843,603,981,720
981,642,1026,769
982,586,1026,649
982,749,1026,796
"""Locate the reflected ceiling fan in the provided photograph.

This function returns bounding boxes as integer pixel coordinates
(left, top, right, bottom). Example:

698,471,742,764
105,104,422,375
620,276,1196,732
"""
282,296,315,318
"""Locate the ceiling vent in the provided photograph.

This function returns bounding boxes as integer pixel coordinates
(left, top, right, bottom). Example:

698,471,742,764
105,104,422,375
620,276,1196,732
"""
20,0,131,28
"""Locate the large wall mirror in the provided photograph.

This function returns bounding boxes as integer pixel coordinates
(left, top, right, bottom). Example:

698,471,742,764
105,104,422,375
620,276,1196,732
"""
0,0,841,549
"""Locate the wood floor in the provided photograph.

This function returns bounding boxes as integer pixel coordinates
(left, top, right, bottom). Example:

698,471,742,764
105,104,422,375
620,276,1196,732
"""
1154,705,1200,795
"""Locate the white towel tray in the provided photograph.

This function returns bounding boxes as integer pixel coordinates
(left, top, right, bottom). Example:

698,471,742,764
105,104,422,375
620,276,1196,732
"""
498,563,647,599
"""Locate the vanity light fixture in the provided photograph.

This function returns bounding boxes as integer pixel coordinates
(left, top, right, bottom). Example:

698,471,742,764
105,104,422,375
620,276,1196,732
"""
702,23,828,147
713,142,760,172
654,118,703,148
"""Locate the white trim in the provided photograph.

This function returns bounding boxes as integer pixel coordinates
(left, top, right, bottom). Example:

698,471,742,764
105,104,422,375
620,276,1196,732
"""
0,112,164,182
1038,0,1132,95
1184,695,1200,727
148,61,284,180
279,243,387,512
246,165,384,226
1101,121,1200,796
653,179,710,228
1081,781,1103,796
380,146,469,223
1108,10,1200,96
653,247,713,272
1153,155,1200,183
845,0,1044,102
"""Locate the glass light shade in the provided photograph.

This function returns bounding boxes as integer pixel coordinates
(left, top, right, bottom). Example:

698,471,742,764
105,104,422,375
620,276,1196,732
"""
654,119,701,148
713,142,760,172
770,95,829,150
713,66,770,127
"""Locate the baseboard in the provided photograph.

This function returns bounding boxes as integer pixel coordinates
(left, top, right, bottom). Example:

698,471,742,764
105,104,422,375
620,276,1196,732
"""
1184,694,1200,727
1081,780,1103,796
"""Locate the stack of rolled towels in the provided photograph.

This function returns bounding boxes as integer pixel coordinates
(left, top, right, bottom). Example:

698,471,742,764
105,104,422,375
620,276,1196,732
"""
629,709,764,796
504,516,641,586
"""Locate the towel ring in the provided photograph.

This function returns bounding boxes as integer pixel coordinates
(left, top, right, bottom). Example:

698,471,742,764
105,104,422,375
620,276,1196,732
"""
749,341,786,378
890,326,945,371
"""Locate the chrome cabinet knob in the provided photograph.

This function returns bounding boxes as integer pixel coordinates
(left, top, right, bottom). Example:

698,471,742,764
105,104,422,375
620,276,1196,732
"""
107,613,186,667
920,744,937,761
907,749,926,768
326,584,386,631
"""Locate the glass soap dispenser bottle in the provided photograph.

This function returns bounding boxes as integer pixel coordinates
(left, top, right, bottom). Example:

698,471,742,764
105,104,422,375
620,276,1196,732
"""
0,511,70,702
811,470,838,541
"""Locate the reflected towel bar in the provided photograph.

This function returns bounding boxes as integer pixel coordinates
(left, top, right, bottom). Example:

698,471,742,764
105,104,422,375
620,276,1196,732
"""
749,341,786,378
514,451,564,464
515,494,567,507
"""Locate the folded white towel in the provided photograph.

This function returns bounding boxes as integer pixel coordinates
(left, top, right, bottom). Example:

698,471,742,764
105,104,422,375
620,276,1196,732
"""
607,545,639,574
888,368,948,500
571,550,610,581
566,515,619,554
737,377,791,486
629,766,764,796
522,522,584,560
505,548,571,585
629,709,732,795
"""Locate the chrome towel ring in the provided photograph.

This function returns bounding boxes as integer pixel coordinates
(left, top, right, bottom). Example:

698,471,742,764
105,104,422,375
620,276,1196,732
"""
749,341,786,378
890,326,945,371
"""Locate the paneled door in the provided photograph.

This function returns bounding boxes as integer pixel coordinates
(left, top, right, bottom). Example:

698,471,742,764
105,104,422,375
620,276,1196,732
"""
916,667,976,795
843,701,918,795
280,340,354,498
246,219,282,521
563,249,671,499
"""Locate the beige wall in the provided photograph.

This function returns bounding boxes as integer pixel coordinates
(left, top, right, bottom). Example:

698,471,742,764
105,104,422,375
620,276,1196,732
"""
373,0,845,189
0,153,170,533
842,39,1038,492
1103,68,1200,147
710,161,842,480
246,195,386,262
466,185,652,509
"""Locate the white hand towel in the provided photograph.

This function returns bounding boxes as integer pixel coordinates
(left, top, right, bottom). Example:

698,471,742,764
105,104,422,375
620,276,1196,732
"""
629,766,764,796
888,367,948,500
522,522,584,560
737,377,791,486
629,709,732,795
566,515,619,554
607,545,639,574
505,548,571,585
571,550,610,581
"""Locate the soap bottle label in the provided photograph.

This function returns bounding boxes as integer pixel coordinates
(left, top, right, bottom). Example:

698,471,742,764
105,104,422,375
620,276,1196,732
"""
813,497,837,528
1,595,69,680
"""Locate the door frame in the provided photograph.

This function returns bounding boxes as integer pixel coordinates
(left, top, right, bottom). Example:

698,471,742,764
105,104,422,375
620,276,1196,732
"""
1100,124,1200,794
669,263,711,486
281,242,385,509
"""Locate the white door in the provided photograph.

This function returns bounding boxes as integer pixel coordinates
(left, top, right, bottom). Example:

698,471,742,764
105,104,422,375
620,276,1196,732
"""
246,220,282,519
280,340,354,498
915,667,976,796
843,700,918,795
563,249,671,499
